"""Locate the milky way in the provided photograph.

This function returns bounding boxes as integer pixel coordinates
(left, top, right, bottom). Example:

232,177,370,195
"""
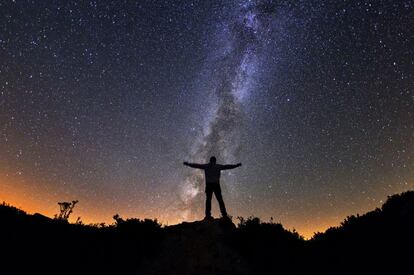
177,1,282,219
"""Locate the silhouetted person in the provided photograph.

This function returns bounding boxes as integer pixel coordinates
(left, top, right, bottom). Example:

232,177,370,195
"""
183,156,242,219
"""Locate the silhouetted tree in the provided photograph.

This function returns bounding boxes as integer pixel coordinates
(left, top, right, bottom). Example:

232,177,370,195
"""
55,200,78,221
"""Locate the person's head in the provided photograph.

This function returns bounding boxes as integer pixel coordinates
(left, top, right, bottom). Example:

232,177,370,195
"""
210,156,216,164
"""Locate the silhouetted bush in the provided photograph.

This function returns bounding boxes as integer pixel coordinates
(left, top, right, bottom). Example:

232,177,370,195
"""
55,200,78,222
232,216,305,274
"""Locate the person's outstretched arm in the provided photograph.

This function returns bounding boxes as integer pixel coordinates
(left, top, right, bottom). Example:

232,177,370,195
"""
183,162,206,169
220,163,242,170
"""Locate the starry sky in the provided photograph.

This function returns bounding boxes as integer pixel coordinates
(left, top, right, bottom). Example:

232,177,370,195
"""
1,0,413,238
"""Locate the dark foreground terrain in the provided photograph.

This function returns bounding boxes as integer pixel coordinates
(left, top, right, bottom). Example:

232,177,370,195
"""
1,191,414,275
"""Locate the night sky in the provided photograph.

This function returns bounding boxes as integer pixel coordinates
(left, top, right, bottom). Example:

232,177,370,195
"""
1,0,413,238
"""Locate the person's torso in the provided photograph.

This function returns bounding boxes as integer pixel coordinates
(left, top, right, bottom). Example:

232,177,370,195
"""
204,164,221,183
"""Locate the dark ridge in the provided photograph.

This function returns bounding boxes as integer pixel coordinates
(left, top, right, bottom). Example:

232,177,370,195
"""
1,191,413,275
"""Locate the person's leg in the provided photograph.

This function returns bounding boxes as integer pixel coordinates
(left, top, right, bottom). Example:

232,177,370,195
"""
214,184,228,217
205,185,213,218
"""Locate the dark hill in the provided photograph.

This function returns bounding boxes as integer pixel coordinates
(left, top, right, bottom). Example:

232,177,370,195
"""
143,219,248,274
1,191,414,275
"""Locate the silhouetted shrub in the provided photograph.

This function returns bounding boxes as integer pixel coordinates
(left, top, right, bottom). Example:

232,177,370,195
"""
113,214,161,231
55,200,78,222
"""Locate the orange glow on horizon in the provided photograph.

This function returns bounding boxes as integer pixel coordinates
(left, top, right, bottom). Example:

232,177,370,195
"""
0,184,345,239
2,173,413,239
